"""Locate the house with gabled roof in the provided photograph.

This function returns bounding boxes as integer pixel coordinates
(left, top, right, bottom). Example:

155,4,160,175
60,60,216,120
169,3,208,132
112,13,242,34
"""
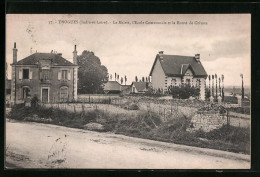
10,42,79,104
149,51,207,100
131,82,149,94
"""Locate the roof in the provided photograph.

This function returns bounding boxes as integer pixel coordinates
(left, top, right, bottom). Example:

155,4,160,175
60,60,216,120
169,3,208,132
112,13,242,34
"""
103,81,121,91
131,82,147,92
149,54,207,77
12,53,77,66
121,85,131,90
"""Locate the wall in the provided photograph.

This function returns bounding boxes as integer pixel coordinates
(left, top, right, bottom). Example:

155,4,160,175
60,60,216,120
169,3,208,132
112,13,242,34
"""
151,57,165,92
187,110,227,132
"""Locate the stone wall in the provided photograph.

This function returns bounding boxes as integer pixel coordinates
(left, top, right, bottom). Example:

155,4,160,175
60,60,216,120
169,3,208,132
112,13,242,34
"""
187,110,227,132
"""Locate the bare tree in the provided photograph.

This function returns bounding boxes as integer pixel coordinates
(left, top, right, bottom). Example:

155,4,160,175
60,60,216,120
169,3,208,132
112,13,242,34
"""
222,74,225,100
215,74,218,99
120,77,123,85
241,74,244,99
124,75,127,85
209,75,211,97
212,75,215,100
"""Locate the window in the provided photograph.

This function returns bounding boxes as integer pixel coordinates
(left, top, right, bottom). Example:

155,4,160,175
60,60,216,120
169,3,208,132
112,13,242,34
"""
61,70,68,80
23,69,29,79
171,79,176,86
42,69,50,80
196,79,200,87
186,79,191,85
60,86,68,102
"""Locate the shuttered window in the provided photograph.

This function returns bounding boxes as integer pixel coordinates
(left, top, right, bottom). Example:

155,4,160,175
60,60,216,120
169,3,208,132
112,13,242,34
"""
60,86,68,102
23,69,29,79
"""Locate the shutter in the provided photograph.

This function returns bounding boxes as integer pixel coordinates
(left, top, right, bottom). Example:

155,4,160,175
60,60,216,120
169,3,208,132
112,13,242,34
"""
29,70,33,79
58,70,61,80
19,69,22,80
68,70,71,80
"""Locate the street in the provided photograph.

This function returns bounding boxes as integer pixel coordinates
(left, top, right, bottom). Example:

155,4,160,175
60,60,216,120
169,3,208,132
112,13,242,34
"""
5,119,250,169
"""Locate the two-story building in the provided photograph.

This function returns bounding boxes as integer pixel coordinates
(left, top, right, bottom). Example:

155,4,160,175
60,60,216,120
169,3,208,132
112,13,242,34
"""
10,43,79,104
149,51,207,100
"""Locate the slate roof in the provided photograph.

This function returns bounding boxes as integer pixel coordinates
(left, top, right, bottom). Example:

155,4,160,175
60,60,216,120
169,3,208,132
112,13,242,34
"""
12,53,77,66
149,54,207,77
103,81,121,91
132,82,148,92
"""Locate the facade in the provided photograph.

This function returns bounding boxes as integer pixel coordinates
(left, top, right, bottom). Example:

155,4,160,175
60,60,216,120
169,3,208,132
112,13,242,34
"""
149,51,207,100
131,82,149,94
10,43,79,104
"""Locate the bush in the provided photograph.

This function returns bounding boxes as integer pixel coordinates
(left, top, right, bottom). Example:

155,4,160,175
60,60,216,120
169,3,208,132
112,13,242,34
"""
169,84,200,99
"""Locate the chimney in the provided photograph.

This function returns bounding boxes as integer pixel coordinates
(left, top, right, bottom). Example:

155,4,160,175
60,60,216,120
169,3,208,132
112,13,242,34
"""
159,51,164,55
13,42,18,63
73,45,77,65
195,54,200,62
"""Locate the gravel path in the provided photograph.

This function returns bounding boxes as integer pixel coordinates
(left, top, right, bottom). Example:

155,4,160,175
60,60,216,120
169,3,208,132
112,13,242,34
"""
5,119,250,169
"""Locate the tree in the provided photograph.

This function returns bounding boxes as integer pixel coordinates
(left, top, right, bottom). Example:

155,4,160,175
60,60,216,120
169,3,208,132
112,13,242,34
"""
212,75,214,100
120,77,123,85
241,74,244,99
222,74,225,100
77,50,108,94
124,75,127,85
219,77,221,97
208,75,211,97
135,76,138,82
215,74,218,99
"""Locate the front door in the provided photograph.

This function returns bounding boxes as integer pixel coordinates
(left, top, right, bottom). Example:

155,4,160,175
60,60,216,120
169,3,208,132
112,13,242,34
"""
42,88,49,103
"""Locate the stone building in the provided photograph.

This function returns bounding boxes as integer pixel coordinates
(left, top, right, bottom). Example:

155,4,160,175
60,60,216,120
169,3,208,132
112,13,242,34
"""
149,51,207,100
10,43,79,104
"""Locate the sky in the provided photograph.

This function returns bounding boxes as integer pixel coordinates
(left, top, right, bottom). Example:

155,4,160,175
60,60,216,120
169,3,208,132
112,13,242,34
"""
6,14,251,87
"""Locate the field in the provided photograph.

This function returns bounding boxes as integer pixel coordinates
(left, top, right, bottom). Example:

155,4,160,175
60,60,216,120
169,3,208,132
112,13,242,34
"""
8,95,250,154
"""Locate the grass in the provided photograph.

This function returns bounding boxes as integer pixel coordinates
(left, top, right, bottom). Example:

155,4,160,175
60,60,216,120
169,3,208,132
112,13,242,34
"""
9,104,250,154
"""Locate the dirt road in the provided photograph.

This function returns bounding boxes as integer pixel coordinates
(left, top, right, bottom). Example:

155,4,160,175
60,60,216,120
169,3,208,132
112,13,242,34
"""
5,119,250,169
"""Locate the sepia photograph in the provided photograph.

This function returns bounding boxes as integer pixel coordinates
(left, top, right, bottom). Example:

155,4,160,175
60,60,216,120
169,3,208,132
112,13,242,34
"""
5,14,251,169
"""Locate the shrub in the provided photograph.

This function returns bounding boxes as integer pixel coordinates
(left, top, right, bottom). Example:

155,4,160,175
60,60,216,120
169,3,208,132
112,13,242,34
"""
169,84,200,99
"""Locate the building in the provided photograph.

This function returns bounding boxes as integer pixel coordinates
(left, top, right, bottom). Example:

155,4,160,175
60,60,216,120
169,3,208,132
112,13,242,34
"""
149,51,207,100
103,81,131,94
130,82,149,94
10,43,79,104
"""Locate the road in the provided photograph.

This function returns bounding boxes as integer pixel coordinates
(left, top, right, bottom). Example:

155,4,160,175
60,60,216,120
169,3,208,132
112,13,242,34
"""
5,119,250,169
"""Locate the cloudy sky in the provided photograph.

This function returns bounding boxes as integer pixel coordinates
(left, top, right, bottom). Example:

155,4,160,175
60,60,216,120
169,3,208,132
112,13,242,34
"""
6,14,250,87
